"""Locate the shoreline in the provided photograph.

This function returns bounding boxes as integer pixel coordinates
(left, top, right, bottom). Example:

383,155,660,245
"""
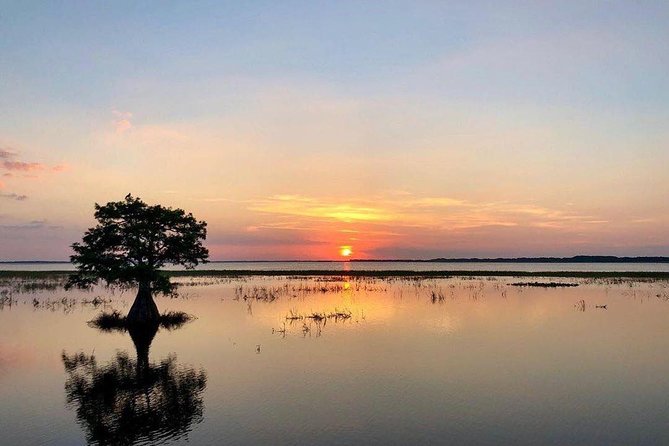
2,269,669,280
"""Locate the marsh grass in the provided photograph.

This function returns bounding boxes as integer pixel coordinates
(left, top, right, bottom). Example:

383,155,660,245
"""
89,310,195,332
81,296,113,308
0,276,68,294
0,292,17,309
284,308,352,322
430,290,446,303
511,282,579,288
32,296,77,312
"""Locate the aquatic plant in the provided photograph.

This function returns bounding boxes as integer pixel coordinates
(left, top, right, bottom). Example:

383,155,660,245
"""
89,310,195,332
511,282,579,288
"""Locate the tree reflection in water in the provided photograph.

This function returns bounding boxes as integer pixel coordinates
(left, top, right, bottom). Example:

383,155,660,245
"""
62,323,207,446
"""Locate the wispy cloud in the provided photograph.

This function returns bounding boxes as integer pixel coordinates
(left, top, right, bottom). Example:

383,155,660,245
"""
249,195,394,223
0,219,61,230
0,146,67,175
0,145,68,203
51,163,69,172
0,148,17,159
246,194,593,231
2,160,45,172
235,192,607,258
0,192,28,201
112,110,133,134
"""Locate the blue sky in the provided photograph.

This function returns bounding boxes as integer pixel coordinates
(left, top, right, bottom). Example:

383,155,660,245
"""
1,1,668,259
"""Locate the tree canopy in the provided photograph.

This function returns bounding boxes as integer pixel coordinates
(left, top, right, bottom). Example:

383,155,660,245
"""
67,194,208,294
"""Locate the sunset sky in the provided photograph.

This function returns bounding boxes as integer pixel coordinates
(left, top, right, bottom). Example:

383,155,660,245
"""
1,1,668,260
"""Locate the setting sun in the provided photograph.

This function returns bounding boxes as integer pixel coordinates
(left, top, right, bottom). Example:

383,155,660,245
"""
340,246,353,257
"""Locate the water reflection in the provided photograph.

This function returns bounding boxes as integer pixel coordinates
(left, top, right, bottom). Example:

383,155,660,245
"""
62,323,207,446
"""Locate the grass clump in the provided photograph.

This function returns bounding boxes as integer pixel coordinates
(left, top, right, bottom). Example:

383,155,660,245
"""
511,282,579,288
89,310,195,331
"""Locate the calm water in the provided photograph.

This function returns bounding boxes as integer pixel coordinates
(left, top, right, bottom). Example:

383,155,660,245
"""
3,261,669,272
2,275,669,445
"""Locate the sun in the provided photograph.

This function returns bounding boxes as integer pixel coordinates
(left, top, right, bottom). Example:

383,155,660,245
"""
339,246,353,257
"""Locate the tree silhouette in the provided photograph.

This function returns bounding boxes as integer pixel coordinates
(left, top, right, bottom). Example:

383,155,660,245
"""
67,194,208,323
62,323,207,446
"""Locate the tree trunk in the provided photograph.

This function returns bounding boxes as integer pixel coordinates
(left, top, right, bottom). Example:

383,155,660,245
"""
127,281,160,325
128,322,158,380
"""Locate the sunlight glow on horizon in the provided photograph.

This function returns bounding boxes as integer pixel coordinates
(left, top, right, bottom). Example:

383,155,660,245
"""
340,246,353,258
1,2,668,260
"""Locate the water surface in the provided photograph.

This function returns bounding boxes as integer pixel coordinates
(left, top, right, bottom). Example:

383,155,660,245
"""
3,260,669,272
1,275,669,444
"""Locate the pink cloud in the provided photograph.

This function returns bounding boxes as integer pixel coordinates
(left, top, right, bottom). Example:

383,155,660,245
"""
51,163,69,172
2,160,45,171
113,110,133,134
0,148,17,159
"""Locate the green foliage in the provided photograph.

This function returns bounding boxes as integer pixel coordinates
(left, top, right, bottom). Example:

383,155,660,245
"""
67,194,208,294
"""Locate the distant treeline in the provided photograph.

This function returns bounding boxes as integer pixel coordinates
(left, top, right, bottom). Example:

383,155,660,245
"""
2,256,669,264
351,256,669,263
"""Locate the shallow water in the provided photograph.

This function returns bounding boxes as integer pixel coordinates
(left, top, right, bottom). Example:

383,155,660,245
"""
1,275,669,445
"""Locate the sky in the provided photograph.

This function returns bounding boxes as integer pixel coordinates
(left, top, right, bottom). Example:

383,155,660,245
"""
1,1,668,260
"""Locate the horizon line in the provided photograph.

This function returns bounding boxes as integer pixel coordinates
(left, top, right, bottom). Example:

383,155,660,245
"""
2,255,669,264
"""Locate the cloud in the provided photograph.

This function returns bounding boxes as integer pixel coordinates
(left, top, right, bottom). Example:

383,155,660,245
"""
249,195,395,223
0,145,68,205
0,219,63,230
112,110,133,134
2,160,45,172
244,193,601,244
0,192,28,201
0,148,17,159
0,146,67,177
51,163,69,172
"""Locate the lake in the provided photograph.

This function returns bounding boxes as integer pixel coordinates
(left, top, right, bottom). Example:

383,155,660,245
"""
1,274,669,445
4,261,669,272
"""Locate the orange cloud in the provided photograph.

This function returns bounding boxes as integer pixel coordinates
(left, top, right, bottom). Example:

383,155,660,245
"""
249,195,394,223
246,194,591,231
51,163,69,172
0,147,68,175
231,193,607,258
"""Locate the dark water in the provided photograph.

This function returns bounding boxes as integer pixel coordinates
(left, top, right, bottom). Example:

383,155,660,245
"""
1,275,669,445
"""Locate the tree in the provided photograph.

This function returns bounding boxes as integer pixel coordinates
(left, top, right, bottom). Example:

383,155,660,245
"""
67,194,208,324
62,324,207,445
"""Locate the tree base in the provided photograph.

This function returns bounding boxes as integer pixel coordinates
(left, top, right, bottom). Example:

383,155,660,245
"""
127,284,160,325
